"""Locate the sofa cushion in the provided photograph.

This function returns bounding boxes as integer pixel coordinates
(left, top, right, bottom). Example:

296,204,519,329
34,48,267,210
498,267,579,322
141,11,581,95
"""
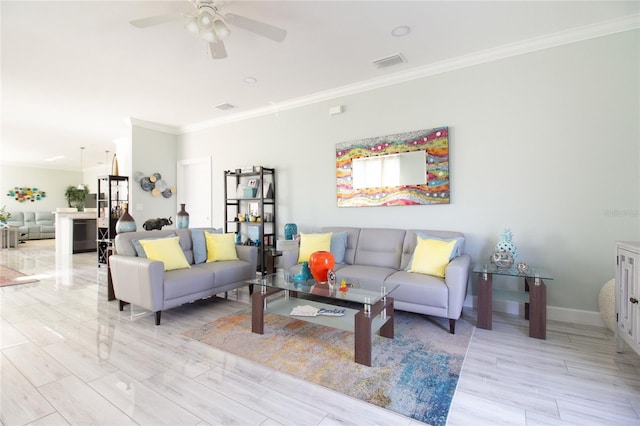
139,236,191,271
322,227,360,265
205,232,239,262
353,228,405,269
333,264,397,290
330,231,348,264
384,271,448,309
401,230,466,270
192,227,222,264
408,237,457,277
132,233,176,258
298,232,332,262
196,260,253,287
163,267,215,300
35,211,54,225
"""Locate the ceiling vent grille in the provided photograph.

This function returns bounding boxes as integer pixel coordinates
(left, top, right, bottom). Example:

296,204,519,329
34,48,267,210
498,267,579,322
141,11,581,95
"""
215,103,235,111
372,53,406,69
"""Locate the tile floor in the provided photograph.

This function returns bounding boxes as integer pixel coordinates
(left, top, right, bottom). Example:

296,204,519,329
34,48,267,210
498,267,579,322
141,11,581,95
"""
1,239,639,425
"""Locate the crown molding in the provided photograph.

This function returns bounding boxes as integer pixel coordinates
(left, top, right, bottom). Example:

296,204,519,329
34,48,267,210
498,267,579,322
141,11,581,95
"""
181,14,639,134
129,118,181,135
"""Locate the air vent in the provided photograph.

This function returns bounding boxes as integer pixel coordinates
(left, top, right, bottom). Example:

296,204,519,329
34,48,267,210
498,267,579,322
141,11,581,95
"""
372,53,406,69
215,103,235,111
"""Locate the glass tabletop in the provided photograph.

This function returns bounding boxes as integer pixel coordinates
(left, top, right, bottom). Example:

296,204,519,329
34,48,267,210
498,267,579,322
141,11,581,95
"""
472,263,553,280
246,272,398,305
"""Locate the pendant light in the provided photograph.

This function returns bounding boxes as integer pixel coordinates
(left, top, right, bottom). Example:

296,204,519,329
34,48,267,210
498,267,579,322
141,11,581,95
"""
77,147,86,190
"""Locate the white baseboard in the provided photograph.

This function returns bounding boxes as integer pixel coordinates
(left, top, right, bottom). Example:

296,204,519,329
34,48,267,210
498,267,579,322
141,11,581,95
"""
464,296,606,328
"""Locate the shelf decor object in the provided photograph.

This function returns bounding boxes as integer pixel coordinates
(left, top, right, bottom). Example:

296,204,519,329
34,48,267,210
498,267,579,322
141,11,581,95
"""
494,229,518,264
336,126,449,207
176,203,190,229
309,250,335,283
115,203,136,233
284,223,297,240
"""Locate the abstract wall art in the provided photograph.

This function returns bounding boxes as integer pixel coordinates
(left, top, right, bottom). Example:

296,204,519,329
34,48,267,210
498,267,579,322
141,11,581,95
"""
6,187,47,202
336,127,449,207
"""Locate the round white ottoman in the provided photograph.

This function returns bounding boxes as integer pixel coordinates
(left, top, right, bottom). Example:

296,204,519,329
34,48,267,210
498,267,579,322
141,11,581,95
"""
598,278,616,332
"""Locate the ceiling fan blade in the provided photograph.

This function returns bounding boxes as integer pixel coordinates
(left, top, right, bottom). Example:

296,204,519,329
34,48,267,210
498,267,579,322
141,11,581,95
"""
224,13,287,42
209,41,228,59
129,14,183,29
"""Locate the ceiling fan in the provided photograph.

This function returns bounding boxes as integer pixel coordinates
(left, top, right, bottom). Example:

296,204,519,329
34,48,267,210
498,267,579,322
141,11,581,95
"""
129,0,287,59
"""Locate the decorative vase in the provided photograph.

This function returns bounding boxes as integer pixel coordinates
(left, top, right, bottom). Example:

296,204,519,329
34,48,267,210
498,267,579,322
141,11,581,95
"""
494,229,518,264
284,223,297,240
115,203,136,233
176,203,190,229
309,251,335,283
112,154,119,176
294,261,312,281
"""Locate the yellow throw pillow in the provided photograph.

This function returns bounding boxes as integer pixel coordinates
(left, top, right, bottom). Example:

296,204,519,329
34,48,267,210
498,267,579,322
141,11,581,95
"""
408,237,457,278
205,232,239,262
297,232,332,263
139,236,191,271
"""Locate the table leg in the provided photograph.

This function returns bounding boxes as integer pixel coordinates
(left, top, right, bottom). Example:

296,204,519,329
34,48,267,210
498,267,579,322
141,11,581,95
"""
354,310,373,366
477,272,493,330
379,297,394,339
527,277,547,339
251,290,265,334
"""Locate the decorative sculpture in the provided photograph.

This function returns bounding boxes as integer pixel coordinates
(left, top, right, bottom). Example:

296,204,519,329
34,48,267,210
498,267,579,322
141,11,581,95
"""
142,216,173,231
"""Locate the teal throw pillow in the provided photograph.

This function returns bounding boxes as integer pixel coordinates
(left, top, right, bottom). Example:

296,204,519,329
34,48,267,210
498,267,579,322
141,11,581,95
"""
192,228,222,264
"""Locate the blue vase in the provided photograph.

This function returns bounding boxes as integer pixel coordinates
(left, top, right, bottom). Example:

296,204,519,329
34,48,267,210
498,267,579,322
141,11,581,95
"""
284,223,297,240
115,204,136,233
294,261,312,281
176,203,189,229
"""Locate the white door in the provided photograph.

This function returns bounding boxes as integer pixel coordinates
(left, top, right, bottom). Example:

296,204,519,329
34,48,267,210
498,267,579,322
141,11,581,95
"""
177,158,211,227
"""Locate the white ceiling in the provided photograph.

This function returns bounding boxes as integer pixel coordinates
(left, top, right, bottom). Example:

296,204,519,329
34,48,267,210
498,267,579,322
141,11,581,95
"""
2,0,638,171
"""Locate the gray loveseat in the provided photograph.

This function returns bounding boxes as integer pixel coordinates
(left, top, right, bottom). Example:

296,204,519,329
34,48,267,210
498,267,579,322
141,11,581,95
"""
110,228,257,325
283,227,471,334
7,211,55,240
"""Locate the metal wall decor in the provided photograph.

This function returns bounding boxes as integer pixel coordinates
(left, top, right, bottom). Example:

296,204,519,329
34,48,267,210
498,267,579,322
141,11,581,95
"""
6,187,47,202
336,127,449,207
133,171,176,198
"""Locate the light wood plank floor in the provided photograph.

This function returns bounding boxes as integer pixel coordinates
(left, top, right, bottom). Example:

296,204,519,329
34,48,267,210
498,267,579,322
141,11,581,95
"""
1,240,639,425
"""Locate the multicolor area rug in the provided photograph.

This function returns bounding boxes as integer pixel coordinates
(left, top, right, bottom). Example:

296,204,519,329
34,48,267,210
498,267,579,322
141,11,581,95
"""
0,265,39,287
183,308,474,425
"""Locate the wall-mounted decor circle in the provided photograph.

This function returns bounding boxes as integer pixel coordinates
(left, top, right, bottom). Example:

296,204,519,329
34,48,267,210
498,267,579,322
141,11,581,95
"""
140,177,154,191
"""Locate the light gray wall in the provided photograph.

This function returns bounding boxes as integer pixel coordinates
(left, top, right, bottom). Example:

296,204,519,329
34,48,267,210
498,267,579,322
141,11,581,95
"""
0,165,79,212
130,125,179,228
179,30,640,314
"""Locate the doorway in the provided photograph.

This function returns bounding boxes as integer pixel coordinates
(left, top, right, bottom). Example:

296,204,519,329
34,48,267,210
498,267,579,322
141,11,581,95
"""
177,158,212,228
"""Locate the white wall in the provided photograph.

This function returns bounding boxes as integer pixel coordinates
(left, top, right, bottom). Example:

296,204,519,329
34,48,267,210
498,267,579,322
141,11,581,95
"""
179,30,639,316
0,165,79,212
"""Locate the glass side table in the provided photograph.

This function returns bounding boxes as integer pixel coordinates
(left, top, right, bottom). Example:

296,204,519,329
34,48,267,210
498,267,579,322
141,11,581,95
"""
472,264,553,339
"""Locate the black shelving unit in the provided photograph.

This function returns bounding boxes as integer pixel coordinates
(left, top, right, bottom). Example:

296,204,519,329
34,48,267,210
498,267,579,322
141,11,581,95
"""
224,167,276,275
97,175,129,266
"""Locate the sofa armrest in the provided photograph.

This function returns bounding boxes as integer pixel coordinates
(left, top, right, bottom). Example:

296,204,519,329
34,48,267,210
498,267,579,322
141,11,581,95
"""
445,254,471,320
281,248,300,271
235,245,258,276
109,255,165,312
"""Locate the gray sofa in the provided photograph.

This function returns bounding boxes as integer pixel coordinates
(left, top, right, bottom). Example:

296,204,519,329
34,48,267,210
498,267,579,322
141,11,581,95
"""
6,211,55,240
283,227,471,334
110,228,258,325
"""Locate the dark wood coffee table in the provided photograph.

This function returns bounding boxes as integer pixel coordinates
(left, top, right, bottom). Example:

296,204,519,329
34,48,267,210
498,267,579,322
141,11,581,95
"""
246,273,397,366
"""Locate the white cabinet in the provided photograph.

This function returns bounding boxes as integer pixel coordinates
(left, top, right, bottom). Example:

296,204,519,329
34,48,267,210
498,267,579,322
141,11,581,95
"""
616,241,640,354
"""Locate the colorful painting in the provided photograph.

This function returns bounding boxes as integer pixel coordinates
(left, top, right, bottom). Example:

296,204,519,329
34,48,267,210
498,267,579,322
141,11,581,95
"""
6,187,47,203
336,127,449,207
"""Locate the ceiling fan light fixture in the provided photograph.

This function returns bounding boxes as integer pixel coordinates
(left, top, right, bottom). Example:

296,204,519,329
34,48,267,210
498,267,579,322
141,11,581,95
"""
201,29,217,42
199,11,214,29
185,18,199,34
213,18,230,39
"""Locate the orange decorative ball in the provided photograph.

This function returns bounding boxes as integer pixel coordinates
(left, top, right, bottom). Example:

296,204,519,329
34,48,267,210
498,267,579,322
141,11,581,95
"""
309,251,335,283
